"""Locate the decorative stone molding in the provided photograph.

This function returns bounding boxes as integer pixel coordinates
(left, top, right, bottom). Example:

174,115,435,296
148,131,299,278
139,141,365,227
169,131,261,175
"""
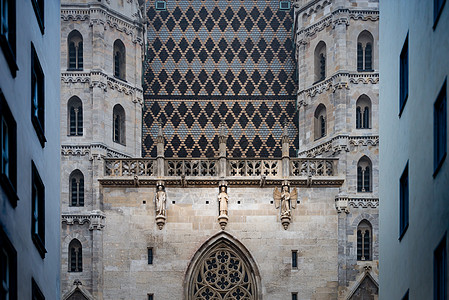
61,210,106,230
295,8,379,47
297,135,379,157
61,72,91,84
335,196,379,213
61,144,130,159
297,72,378,98
61,4,144,45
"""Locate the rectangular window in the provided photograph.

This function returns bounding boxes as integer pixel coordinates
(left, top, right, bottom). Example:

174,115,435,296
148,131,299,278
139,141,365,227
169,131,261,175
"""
399,162,409,240
402,290,409,300
155,1,166,11
291,250,297,268
30,0,44,34
0,0,17,77
0,90,17,207
148,294,154,300
399,34,409,116
434,234,447,300
31,161,46,258
434,79,447,176
0,228,17,300
280,1,291,10
434,0,446,28
292,293,298,300
148,248,153,265
31,43,46,147
32,278,45,300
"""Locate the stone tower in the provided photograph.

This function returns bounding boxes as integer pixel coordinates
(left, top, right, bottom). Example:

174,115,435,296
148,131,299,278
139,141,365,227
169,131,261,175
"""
295,0,379,296
59,1,145,298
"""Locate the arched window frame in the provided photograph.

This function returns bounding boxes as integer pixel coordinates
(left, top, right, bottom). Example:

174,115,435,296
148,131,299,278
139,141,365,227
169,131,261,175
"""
69,170,84,207
357,156,372,192
113,39,126,80
68,239,82,272
356,95,372,129
314,41,326,83
357,220,372,261
112,104,126,145
314,104,327,140
67,96,83,136
67,30,83,71
357,31,374,72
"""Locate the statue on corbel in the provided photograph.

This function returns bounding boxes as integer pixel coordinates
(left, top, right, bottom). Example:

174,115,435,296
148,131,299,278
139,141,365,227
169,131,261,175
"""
155,181,166,230
217,182,229,230
273,181,298,230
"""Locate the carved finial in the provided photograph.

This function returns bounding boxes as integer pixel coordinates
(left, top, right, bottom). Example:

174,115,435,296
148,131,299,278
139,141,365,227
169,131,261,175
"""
73,279,82,286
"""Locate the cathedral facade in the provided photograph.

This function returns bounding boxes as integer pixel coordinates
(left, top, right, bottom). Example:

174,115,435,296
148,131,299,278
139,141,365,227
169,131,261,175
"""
59,0,379,299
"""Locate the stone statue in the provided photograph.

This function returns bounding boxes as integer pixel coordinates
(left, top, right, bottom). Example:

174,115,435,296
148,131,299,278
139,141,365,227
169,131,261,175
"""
274,185,298,217
155,184,166,217
218,186,228,216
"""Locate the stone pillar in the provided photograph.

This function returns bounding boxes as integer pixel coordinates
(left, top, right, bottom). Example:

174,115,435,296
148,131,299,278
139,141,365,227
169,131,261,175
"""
156,124,164,178
218,124,227,178
91,227,104,300
282,124,290,177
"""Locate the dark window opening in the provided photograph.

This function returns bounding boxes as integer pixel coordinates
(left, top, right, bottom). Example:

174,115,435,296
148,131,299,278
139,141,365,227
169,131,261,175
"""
31,43,46,147
357,220,372,261
0,228,17,300
434,79,447,176
32,161,46,258
0,0,18,77
399,162,409,240
434,0,447,28
148,248,153,265
0,90,17,206
68,96,83,136
68,30,83,71
291,251,297,268
69,239,82,272
434,234,447,300
32,278,45,300
30,0,44,34
113,39,126,80
155,1,166,11
399,34,409,116
113,104,125,145
280,1,291,10
70,170,84,207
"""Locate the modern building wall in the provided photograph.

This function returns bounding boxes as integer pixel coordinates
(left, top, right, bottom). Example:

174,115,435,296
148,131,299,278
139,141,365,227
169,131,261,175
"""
0,0,61,298
379,1,449,299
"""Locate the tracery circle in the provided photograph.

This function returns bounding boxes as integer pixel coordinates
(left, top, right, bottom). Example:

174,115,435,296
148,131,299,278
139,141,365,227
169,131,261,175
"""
191,245,255,300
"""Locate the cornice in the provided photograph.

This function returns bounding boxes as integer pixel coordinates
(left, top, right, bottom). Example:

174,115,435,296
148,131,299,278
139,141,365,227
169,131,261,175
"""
61,71,143,102
61,4,144,45
296,8,379,47
61,210,106,230
61,143,131,159
335,196,379,213
296,71,379,98
297,135,379,158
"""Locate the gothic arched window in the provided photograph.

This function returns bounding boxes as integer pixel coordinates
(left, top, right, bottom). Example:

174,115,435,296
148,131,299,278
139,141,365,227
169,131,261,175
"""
69,239,82,272
314,41,326,83
113,39,126,80
314,104,327,140
357,156,372,192
357,31,374,72
69,170,84,207
113,104,125,145
356,95,371,129
357,220,372,261
68,30,83,70
67,96,83,136
189,242,257,299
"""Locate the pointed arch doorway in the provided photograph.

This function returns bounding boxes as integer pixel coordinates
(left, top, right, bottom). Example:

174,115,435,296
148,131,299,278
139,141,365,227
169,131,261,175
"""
184,232,262,300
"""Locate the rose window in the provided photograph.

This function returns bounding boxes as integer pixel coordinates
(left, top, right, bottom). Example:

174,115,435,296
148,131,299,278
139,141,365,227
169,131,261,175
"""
191,245,256,300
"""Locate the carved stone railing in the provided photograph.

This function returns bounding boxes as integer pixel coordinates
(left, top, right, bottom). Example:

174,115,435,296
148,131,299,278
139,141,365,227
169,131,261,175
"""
290,158,336,176
105,158,156,176
166,159,218,176
227,159,281,177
